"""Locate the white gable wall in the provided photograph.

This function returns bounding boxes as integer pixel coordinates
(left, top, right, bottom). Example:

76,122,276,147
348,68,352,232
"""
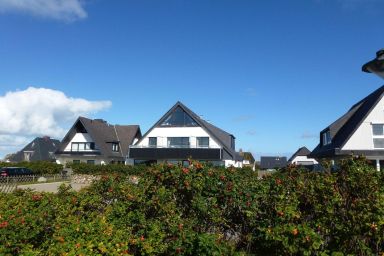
342,96,384,150
137,127,221,148
290,155,318,165
64,133,95,151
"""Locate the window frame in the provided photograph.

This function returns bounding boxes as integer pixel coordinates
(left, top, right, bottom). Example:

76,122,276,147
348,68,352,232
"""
372,123,384,148
197,137,209,148
148,137,157,147
167,137,190,148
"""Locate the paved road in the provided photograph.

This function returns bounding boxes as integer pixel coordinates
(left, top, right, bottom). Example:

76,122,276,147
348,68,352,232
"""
17,182,90,193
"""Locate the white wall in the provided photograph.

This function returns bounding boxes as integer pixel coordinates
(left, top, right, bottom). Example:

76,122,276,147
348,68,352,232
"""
290,155,318,165
64,133,97,151
225,160,243,168
343,95,384,150
56,156,105,166
137,127,221,148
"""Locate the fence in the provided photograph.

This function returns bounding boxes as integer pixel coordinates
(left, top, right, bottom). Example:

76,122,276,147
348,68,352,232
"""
0,174,71,193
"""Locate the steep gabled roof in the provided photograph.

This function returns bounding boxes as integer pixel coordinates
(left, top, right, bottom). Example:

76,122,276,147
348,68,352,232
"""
288,146,311,162
136,101,240,160
260,156,287,169
7,137,60,162
311,85,384,158
57,117,141,159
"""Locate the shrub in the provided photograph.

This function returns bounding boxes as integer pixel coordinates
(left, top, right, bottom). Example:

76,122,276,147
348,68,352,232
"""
0,157,383,255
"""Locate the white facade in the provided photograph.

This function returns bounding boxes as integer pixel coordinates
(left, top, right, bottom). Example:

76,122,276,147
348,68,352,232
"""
57,132,102,165
137,127,221,148
290,155,318,165
343,96,384,150
63,133,98,152
225,160,243,168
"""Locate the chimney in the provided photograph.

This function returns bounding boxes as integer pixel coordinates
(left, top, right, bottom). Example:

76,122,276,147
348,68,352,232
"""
362,49,384,79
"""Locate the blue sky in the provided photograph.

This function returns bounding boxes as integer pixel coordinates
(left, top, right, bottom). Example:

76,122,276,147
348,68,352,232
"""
0,0,383,160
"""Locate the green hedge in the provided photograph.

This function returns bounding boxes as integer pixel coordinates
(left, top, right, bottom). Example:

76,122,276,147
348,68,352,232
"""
0,157,383,255
0,161,63,174
68,163,147,175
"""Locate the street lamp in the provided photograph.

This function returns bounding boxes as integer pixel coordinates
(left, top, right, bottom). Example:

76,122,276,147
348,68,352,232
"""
362,49,384,79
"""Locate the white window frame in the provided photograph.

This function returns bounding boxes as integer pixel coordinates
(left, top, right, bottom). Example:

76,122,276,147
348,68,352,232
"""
372,123,384,149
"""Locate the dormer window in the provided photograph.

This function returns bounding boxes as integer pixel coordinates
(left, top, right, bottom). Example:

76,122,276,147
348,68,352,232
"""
322,131,331,146
112,143,119,152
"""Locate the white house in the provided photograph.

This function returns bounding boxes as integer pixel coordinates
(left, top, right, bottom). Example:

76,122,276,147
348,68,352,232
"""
310,85,384,171
55,117,141,165
288,147,318,166
128,101,243,167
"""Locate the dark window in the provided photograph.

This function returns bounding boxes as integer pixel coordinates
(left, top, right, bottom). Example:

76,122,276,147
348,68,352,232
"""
374,138,384,148
230,136,235,150
167,137,190,148
148,137,157,147
372,124,384,135
73,160,80,164
71,142,95,151
197,137,209,148
322,131,331,146
112,143,119,152
87,160,95,165
160,107,198,127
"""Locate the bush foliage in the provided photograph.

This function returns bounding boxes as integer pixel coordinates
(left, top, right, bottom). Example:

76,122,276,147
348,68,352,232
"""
1,157,383,255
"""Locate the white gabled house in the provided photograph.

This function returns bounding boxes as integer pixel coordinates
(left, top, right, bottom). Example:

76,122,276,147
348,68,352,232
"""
310,85,384,171
288,146,318,166
128,101,243,167
55,117,141,165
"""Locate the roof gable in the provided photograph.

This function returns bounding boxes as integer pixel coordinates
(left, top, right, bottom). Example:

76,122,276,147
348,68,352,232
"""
57,117,140,158
288,147,311,162
7,137,60,162
311,85,384,158
136,101,238,159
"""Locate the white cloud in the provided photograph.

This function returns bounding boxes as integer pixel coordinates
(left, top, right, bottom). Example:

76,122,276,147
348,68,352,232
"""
0,0,87,21
0,87,111,158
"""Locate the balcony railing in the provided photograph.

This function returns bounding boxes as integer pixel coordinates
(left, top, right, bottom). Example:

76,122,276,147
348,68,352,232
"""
130,145,220,149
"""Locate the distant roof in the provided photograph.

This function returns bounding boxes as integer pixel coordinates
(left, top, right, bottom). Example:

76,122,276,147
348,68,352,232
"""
311,85,384,158
7,137,60,162
136,101,241,161
57,117,141,159
288,146,311,162
239,151,255,163
260,156,287,169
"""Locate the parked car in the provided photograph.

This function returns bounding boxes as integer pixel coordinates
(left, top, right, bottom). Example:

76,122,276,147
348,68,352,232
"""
0,167,34,176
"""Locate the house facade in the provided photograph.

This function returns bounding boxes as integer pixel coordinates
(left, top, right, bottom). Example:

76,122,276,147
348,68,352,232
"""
288,146,318,166
5,136,60,162
128,102,243,167
55,117,141,165
310,85,384,171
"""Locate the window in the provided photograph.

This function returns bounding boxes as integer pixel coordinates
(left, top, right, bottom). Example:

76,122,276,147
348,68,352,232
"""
71,142,95,151
112,143,119,152
73,160,80,164
160,107,198,127
197,137,209,148
322,131,331,146
71,143,79,151
372,124,384,135
167,137,190,148
230,136,235,150
87,160,95,165
372,124,384,148
148,137,157,147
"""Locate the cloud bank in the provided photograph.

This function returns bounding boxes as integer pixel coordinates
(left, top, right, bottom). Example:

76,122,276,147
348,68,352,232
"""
0,0,87,21
0,87,111,158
